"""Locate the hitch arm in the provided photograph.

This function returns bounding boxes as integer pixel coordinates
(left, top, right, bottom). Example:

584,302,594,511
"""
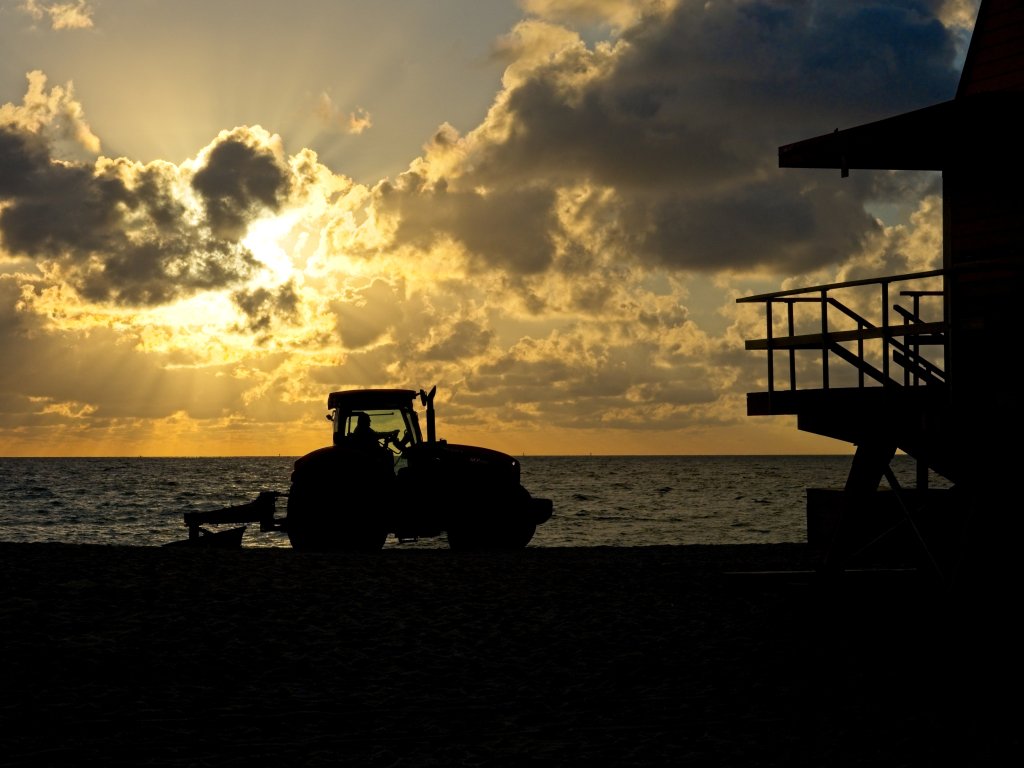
182,490,287,540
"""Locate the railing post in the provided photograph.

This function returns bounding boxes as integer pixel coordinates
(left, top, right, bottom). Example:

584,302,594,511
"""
787,300,796,390
912,293,922,386
881,281,890,382
820,289,829,389
766,299,775,396
857,320,865,387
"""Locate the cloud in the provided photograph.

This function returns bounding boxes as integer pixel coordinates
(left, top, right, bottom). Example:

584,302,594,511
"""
314,92,374,135
938,0,982,29
347,0,963,293
421,319,494,361
0,78,305,305
2,1,966,303
330,279,405,350
232,280,300,337
0,276,249,426
19,0,94,30
0,71,100,156
0,123,260,304
378,173,559,274
191,127,292,240
0,1,974,454
520,0,666,32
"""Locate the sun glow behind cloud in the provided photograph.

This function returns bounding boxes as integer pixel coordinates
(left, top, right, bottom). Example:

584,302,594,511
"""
242,211,303,283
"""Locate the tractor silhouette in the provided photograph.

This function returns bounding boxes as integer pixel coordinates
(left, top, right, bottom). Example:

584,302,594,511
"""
285,386,553,552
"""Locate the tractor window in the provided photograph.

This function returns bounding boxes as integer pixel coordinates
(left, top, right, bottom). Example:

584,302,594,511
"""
342,410,390,437
340,409,419,446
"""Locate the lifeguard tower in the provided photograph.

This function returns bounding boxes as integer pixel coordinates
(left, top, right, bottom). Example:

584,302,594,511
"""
738,0,1024,580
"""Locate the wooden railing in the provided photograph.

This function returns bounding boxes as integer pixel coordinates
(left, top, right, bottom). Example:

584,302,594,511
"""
737,269,946,396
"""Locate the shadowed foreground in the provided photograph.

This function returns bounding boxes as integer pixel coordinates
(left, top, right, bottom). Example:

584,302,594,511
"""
0,542,1017,766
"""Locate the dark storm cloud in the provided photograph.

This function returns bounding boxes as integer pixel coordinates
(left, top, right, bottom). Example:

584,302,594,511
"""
0,125,298,305
470,69,751,191
232,280,300,336
191,136,291,240
449,0,963,276
0,129,48,196
613,1,958,132
0,127,132,258
380,173,558,273
625,174,883,271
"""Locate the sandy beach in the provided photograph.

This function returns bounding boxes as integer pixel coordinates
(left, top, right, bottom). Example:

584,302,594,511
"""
0,542,1017,767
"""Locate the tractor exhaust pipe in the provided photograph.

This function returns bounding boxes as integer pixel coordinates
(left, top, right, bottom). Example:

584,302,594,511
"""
419,385,437,443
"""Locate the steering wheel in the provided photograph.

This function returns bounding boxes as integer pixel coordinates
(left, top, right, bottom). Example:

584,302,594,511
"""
379,430,403,456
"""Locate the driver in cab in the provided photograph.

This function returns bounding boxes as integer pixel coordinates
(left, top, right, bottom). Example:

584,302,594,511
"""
350,412,409,453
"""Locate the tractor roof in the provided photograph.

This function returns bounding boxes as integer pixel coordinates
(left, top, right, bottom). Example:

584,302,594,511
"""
327,389,419,411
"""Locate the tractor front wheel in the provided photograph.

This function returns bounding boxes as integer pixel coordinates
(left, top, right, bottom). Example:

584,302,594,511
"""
446,486,537,552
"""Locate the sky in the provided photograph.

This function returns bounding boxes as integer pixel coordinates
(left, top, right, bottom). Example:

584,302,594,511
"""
0,0,981,457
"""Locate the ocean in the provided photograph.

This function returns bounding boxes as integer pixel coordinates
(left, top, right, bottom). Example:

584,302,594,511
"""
0,454,950,549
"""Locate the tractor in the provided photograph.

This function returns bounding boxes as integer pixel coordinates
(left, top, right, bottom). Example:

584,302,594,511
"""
284,386,553,552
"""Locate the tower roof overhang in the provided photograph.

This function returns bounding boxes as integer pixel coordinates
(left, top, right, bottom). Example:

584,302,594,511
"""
778,91,1024,173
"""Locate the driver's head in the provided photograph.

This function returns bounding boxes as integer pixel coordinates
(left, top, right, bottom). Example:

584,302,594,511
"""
356,412,371,430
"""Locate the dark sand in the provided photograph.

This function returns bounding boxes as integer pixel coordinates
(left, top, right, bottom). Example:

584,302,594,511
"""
1,542,1018,766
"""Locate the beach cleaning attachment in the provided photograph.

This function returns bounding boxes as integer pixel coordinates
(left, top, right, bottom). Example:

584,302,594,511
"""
175,490,288,546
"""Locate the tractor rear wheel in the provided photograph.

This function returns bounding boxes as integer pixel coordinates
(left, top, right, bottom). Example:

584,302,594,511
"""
285,450,391,552
286,485,388,553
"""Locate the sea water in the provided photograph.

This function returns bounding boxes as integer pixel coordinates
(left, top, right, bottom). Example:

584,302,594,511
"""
0,455,949,548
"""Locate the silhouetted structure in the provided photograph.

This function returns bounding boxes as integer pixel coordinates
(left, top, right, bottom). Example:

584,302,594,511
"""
739,0,1024,582
285,386,553,552
169,388,553,550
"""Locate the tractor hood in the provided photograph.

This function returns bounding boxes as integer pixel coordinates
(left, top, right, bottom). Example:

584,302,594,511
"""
407,441,523,485
438,442,520,467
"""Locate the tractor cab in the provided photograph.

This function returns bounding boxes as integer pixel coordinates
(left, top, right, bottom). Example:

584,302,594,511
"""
328,389,424,456
327,388,440,450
